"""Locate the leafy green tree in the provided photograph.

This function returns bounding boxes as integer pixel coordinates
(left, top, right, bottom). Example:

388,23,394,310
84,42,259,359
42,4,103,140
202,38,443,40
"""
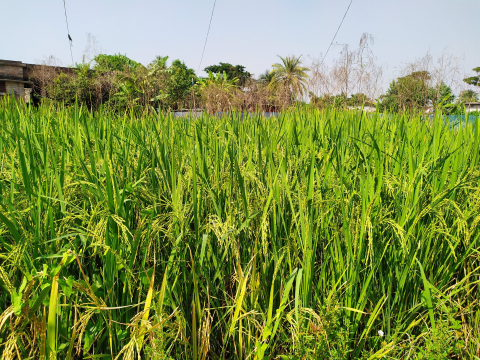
457,89,479,103
310,92,374,110
309,92,348,109
73,60,100,108
198,71,239,113
165,60,197,109
330,94,347,109
379,71,433,112
434,83,455,105
112,70,147,111
198,71,238,89
463,67,480,87
203,63,251,86
46,72,74,105
347,93,374,107
433,83,459,115
148,56,169,76
109,56,171,112
94,54,141,72
45,57,106,109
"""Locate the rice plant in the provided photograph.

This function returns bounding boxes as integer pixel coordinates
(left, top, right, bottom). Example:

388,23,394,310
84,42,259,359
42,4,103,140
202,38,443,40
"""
0,96,479,359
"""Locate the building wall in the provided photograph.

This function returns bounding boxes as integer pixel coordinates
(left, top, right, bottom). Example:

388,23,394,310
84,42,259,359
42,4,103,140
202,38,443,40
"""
466,104,480,113
0,63,24,80
0,62,27,100
24,88,32,102
5,81,25,98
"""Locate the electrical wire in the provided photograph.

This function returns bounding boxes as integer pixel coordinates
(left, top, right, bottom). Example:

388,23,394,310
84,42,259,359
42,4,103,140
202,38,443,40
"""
319,0,354,66
197,0,217,74
62,0,74,65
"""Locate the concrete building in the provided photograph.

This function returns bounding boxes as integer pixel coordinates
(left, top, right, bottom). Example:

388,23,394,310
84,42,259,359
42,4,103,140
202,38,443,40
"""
0,60,32,101
465,102,480,113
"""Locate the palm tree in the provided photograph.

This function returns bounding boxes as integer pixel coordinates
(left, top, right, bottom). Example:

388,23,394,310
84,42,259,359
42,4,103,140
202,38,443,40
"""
457,89,479,103
270,55,309,104
258,70,275,86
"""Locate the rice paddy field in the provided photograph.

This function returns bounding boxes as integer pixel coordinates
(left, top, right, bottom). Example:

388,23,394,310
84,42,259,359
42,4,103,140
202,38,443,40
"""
0,97,479,359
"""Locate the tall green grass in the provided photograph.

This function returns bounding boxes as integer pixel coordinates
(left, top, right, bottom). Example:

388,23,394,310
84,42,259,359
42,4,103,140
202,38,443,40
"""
0,97,479,359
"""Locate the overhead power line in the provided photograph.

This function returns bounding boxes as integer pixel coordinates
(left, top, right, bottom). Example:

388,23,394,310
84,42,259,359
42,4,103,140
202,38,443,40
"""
320,0,354,66
197,0,217,74
62,0,74,65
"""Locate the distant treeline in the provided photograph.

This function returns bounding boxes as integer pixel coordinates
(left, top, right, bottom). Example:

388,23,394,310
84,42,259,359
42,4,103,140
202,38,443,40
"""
27,35,480,114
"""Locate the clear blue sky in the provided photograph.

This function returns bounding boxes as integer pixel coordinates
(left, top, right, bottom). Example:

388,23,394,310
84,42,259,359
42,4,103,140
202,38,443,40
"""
2,0,479,86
